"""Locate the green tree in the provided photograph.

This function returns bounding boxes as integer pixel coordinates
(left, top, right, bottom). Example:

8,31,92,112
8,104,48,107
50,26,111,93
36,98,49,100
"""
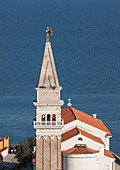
16,139,31,161
27,136,35,152
15,136,36,168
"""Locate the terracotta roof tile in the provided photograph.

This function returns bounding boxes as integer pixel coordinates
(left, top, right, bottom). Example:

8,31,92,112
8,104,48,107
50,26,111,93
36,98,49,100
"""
104,150,115,159
61,107,76,124
62,128,79,142
77,128,104,145
61,107,112,135
62,127,104,145
62,147,99,154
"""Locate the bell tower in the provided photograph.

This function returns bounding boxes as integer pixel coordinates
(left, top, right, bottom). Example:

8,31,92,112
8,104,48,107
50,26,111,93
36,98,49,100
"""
33,37,64,170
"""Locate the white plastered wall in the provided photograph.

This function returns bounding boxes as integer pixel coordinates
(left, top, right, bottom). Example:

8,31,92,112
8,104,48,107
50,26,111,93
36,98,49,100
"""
1,148,8,157
61,133,104,152
63,153,99,170
62,120,110,150
97,153,115,170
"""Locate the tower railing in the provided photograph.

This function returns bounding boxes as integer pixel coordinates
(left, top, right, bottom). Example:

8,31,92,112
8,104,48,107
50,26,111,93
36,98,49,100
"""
33,118,64,128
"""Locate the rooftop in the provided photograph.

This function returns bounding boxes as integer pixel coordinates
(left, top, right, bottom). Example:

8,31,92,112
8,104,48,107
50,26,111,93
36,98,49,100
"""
62,146,99,154
62,127,104,145
104,149,115,159
61,107,112,135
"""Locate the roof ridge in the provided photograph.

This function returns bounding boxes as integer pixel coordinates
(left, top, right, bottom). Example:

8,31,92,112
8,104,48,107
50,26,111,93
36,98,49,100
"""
71,106,100,120
70,107,77,120
76,127,80,134
70,107,112,135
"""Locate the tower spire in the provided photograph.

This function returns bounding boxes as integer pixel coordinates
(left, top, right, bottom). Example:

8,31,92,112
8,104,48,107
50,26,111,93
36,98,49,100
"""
37,42,59,88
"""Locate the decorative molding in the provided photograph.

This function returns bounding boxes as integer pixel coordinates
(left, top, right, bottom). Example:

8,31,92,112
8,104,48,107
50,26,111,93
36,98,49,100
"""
63,152,99,158
36,136,40,140
35,86,62,92
33,100,64,106
57,136,61,139
50,136,55,139
36,109,61,114
43,136,48,140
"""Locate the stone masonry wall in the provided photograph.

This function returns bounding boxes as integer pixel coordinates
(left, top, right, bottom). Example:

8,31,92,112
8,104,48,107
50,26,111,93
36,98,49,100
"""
36,135,61,170
58,138,62,170
44,136,50,170
36,136,43,170
51,136,57,170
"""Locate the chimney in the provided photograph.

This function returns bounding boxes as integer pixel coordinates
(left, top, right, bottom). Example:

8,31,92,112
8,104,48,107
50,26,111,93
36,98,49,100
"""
92,114,97,118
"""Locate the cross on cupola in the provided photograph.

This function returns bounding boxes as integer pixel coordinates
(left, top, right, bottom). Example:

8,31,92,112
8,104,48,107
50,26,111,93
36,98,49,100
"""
67,98,72,107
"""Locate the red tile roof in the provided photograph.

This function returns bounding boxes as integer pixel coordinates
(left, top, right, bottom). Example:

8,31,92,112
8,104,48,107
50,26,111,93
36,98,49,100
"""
78,128,104,145
62,147,114,159
104,150,115,159
61,107,112,135
0,136,8,141
62,147,99,154
61,107,76,124
62,127,104,145
62,128,79,142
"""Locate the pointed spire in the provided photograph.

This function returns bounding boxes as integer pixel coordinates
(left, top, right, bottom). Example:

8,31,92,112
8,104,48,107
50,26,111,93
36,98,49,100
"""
38,42,59,88
67,98,72,107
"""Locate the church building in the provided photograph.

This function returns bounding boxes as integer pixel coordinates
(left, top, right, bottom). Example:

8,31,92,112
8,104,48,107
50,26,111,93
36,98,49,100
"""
33,29,119,170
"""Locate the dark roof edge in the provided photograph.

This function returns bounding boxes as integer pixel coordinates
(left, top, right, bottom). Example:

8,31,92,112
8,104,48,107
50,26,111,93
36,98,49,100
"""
69,107,77,120
112,152,120,164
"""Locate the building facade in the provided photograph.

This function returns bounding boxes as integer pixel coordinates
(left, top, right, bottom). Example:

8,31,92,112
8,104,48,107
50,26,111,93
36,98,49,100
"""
0,136,9,158
33,39,119,170
61,107,115,170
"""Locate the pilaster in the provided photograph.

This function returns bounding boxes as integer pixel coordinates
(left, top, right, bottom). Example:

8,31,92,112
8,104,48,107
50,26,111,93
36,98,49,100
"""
58,136,62,170
36,136,43,170
44,136,50,170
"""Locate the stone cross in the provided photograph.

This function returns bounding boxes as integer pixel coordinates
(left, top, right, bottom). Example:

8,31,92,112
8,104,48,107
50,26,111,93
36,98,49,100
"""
67,98,72,107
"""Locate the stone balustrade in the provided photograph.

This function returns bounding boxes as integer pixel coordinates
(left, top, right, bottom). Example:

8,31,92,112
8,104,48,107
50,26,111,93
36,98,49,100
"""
33,118,64,129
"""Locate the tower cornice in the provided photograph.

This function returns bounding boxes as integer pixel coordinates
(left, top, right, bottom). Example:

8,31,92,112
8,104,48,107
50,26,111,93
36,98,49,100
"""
33,100,64,106
35,86,62,92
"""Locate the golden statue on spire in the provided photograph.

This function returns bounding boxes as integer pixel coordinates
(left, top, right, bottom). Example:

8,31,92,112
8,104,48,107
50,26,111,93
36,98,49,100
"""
46,27,53,42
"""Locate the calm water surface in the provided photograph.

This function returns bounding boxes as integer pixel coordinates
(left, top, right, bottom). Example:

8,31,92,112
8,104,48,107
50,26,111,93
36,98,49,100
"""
0,0,120,156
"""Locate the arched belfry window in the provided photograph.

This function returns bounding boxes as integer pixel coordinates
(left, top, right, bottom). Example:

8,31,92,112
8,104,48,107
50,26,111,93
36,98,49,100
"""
47,114,50,121
42,114,45,121
52,114,56,121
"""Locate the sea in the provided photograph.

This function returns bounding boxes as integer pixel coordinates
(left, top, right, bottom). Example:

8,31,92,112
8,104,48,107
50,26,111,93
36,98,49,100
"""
0,0,120,156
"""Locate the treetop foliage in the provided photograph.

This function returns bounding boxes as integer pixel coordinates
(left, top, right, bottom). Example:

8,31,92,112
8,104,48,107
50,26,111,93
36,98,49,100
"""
15,136,35,162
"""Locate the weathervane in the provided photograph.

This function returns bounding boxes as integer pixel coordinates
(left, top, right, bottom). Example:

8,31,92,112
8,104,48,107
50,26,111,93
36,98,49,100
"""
67,98,72,107
46,27,53,42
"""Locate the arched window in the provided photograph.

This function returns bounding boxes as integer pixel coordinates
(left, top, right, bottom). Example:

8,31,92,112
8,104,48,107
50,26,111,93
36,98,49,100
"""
47,114,50,121
78,137,82,141
42,114,45,121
